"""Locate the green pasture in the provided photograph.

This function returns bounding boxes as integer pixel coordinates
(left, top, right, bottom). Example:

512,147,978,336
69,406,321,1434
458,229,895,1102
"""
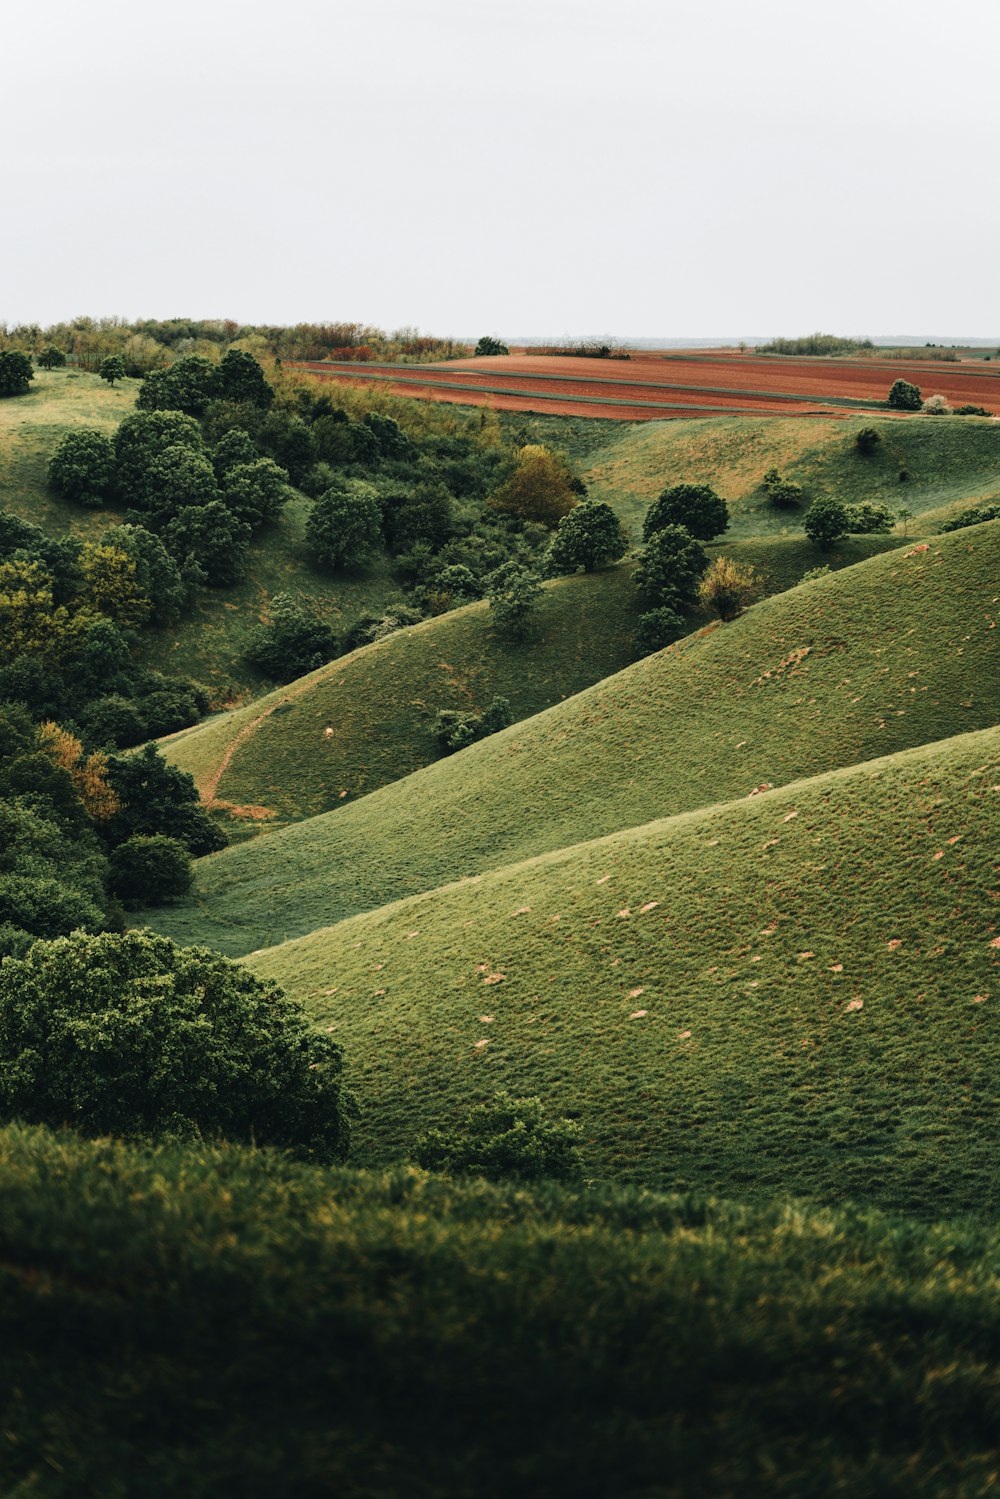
139,523,1000,954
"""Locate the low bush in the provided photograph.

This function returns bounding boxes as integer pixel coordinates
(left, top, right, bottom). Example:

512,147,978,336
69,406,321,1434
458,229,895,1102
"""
108,834,192,906
435,696,513,753
414,1091,583,1182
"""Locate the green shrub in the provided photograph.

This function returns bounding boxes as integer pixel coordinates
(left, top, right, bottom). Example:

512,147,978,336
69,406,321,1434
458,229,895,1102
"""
435,696,513,753
845,502,895,534
799,564,832,584
108,835,192,907
887,378,921,411
414,1091,583,1182
761,468,804,507
643,483,728,541
0,351,34,397
474,335,509,356
854,426,882,453
940,503,1000,533
921,394,952,416
486,562,543,640
222,458,293,530
306,481,383,570
0,931,356,1158
955,404,990,417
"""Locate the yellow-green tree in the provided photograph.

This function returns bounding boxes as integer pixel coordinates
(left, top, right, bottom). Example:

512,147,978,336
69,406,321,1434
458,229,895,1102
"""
697,557,760,622
79,544,152,629
487,445,578,528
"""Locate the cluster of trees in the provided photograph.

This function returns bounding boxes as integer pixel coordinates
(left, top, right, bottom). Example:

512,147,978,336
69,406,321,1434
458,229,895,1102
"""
0,506,211,745
758,334,875,357
0,702,224,960
0,317,470,375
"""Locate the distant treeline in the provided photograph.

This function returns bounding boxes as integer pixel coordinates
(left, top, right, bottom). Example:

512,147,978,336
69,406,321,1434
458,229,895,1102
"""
757,333,876,357
0,318,470,375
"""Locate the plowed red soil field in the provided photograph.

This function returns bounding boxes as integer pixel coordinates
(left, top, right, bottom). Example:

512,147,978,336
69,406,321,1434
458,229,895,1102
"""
290,349,1000,423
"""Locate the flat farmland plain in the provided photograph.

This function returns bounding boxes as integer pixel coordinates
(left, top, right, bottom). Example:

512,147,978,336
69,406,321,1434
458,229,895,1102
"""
289,348,1000,422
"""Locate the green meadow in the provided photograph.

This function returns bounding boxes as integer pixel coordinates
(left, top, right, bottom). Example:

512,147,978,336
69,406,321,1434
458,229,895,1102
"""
141,522,1000,953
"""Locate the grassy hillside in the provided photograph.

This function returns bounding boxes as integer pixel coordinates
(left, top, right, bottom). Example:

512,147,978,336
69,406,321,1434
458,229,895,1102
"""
252,725,1000,1216
3,1125,999,1499
160,564,643,829
140,522,1000,953
584,413,1000,537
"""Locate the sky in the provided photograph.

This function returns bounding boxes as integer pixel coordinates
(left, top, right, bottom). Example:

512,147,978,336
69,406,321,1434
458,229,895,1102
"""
4,0,999,339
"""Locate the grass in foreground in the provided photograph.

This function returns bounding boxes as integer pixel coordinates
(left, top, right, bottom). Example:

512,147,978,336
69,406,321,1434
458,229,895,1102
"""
251,724,1000,1218
2,1123,999,1498
139,523,1000,953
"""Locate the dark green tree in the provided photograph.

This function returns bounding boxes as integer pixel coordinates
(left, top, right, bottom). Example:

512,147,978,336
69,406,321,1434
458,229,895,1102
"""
114,410,207,502
0,351,34,397
547,500,628,573
844,502,895,534
246,593,338,681
134,445,220,526
99,355,127,387
164,502,251,586
0,930,356,1159
47,429,116,506
414,1091,583,1182
216,349,274,408
306,481,383,570
135,356,219,416
108,834,192,906
486,561,543,640
222,458,294,529
211,427,257,480
887,378,921,411
99,524,186,626
38,346,67,370
804,497,850,550
635,606,686,656
103,743,226,855
634,524,708,607
643,484,729,542
474,336,510,356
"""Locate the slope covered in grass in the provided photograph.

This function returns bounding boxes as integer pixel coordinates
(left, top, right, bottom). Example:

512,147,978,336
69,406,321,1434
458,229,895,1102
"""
3,1124,999,1499
584,412,1000,537
160,564,643,828
252,725,1000,1217
141,523,1000,953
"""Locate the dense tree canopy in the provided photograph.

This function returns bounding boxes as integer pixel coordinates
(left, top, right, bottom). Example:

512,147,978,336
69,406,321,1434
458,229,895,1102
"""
547,501,628,573
643,484,729,543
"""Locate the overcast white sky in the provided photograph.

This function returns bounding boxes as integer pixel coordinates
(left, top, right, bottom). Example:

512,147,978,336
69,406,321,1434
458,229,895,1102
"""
4,0,998,338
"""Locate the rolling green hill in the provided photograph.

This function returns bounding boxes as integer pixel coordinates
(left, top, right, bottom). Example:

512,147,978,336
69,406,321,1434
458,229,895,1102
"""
583,413,1000,537
250,724,1000,1217
3,1124,999,1499
159,564,643,829
140,522,1000,954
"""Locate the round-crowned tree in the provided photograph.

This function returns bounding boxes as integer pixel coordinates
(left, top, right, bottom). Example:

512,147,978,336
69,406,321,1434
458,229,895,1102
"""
136,356,219,416
804,497,850,550
887,378,921,411
48,429,116,506
164,502,251,586
215,349,274,409
635,606,686,656
38,346,67,370
634,524,708,608
697,557,760,621
211,427,257,480
223,458,294,530
306,480,383,570
99,355,127,387
0,351,34,397
487,445,578,528
546,500,628,574
643,484,729,543
0,929,356,1160
113,410,207,503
